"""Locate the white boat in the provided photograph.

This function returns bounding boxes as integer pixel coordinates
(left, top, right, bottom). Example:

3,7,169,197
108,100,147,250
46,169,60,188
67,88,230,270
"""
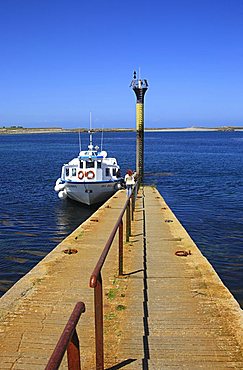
54,130,123,205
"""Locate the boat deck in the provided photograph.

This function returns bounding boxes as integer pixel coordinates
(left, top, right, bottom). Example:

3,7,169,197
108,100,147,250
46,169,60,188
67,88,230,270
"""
0,186,242,369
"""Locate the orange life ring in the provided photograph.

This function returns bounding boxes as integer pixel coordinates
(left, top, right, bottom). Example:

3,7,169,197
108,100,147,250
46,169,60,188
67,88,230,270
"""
78,170,84,180
86,170,95,179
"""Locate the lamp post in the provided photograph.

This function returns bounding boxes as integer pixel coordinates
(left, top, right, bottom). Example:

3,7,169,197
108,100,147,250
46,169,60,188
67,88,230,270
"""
130,71,148,183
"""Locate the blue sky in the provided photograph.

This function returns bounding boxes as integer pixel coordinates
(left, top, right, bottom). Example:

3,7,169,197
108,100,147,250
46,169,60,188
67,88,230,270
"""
0,0,243,128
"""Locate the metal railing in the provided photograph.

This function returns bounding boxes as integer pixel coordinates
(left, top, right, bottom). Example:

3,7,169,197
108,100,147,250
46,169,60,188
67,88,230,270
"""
89,184,137,370
45,301,85,370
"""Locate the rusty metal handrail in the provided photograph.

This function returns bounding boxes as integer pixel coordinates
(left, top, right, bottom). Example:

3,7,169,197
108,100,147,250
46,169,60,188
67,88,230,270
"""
90,197,130,288
45,301,85,370
90,181,138,287
89,183,138,370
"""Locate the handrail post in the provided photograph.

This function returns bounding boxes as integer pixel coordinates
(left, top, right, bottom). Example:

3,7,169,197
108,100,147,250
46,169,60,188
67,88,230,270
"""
45,302,85,370
119,220,123,276
132,197,134,221
131,191,135,221
126,200,131,242
67,329,81,370
94,272,104,370
129,198,131,236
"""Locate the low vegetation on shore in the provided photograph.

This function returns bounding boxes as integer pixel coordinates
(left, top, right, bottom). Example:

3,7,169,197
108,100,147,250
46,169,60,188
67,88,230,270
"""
0,125,242,135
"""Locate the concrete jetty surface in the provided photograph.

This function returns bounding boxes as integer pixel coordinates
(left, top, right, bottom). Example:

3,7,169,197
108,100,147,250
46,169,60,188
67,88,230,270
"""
116,187,243,369
0,186,242,369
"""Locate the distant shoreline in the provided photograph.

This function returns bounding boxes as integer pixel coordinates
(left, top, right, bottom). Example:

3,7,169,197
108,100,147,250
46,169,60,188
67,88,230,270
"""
0,126,243,135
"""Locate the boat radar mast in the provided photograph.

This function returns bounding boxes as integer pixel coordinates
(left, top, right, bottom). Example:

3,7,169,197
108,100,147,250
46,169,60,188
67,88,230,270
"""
88,112,94,151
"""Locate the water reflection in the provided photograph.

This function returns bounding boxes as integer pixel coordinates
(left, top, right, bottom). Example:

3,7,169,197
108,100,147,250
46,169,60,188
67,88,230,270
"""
54,198,99,236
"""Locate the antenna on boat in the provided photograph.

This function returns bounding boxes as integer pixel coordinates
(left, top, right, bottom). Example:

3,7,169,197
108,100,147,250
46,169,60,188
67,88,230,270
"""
89,112,93,148
89,112,92,145
101,126,104,152
78,128,82,152
89,112,92,129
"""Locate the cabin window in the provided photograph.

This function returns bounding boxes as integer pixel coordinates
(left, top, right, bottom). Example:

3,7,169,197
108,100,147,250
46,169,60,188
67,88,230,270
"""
112,168,116,176
65,168,69,177
79,161,83,169
86,161,95,168
72,168,77,177
106,168,110,177
97,161,102,169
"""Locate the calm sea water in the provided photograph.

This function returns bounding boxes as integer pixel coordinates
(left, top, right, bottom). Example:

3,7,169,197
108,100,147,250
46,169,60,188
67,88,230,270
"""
0,131,242,308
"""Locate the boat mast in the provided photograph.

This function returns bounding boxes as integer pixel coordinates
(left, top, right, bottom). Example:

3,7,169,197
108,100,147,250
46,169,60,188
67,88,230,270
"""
89,112,93,150
101,126,104,152
78,128,82,152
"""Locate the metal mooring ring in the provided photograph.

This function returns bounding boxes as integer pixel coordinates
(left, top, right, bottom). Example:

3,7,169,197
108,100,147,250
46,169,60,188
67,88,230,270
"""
63,248,78,255
175,250,191,257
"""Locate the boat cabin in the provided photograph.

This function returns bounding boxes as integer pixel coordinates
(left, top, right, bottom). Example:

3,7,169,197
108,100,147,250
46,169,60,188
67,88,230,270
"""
61,148,120,183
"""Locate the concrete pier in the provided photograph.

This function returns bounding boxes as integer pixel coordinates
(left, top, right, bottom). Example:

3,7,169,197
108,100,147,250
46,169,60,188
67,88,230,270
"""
114,187,243,368
0,186,242,369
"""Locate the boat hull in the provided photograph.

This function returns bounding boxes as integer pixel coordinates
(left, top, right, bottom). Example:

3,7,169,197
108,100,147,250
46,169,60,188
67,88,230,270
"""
64,180,121,205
